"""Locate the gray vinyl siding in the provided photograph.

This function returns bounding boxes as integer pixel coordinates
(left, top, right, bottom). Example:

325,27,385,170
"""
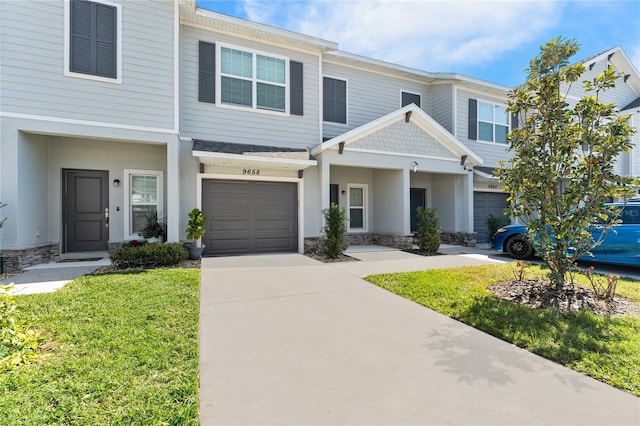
565,60,639,108
456,88,512,167
430,84,454,134
180,26,320,149
0,0,175,129
321,62,430,139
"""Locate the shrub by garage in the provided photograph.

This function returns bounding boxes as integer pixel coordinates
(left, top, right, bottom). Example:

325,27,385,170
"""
111,242,188,270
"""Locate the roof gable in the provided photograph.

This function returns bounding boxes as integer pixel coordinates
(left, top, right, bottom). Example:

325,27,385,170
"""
311,104,482,165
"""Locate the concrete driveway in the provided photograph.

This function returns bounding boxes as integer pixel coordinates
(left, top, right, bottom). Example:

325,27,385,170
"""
200,249,639,425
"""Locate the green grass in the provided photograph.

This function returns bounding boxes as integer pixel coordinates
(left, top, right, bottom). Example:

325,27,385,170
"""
0,268,200,425
366,263,640,396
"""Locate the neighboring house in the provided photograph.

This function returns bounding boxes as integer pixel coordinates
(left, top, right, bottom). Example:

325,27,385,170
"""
0,0,638,271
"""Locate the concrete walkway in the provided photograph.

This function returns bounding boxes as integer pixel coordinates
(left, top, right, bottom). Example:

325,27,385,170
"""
200,248,640,425
0,257,110,295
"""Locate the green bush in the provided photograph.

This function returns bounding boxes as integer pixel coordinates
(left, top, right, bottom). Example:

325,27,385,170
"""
323,203,348,259
111,242,188,269
415,207,440,254
1,285,41,372
486,213,510,243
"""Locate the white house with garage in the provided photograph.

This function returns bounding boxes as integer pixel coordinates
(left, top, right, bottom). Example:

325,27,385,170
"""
1,0,638,271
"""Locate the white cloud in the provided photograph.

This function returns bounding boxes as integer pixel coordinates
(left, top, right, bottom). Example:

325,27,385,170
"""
240,0,561,72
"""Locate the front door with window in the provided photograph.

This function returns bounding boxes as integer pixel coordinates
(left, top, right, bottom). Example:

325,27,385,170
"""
63,169,109,252
410,188,426,232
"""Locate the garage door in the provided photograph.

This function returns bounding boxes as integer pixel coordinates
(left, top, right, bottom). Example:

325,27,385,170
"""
474,192,509,244
202,180,298,256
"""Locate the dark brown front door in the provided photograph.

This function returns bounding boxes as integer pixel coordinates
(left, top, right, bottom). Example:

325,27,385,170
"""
63,169,109,253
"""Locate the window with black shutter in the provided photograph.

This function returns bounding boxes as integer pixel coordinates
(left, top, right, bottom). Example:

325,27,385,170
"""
70,0,117,79
323,77,347,124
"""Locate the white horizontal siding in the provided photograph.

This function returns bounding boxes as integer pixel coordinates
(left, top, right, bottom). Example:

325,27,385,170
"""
0,0,175,129
179,26,320,149
321,62,430,139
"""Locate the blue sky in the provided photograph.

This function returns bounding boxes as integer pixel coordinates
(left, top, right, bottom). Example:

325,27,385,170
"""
197,0,640,87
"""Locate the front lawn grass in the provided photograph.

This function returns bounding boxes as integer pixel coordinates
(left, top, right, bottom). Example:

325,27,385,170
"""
0,268,199,425
366,263,640,396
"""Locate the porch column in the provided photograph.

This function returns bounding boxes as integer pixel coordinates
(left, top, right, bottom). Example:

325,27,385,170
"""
166,136,180,242
464,170,474,232
403,168,411,234
320,156,330,210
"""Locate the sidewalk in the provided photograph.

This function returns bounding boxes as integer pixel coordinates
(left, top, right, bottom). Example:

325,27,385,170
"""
0,258,110,295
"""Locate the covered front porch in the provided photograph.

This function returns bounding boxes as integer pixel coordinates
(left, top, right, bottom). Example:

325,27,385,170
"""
308,104,482,251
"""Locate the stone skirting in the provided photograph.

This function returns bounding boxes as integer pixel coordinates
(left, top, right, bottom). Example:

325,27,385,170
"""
305,231,476,253
0,244,59,274
440,232,477,247
304,233,414,253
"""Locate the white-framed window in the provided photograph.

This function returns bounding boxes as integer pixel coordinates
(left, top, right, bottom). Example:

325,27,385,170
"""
217,43,289,113
347,184,367,232
478,100,509,143
123,170,164,239
64,0,122,84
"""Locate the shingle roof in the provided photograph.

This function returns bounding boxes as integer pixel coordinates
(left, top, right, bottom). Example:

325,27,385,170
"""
192,140,314,161
621,97,640,112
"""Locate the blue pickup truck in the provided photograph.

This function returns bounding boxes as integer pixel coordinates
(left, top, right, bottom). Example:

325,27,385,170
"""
491,203,640,267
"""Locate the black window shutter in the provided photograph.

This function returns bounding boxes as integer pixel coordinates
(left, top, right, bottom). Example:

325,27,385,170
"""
468,98,477,140
70,0,92,74
323,77,334,122
511,112,519,129
94,3,116,78
290,61,303,115
70,0,116,78
330,184,339,206
199,41,216,103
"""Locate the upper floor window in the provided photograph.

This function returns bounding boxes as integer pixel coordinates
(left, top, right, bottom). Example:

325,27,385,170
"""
468,99,509,143
402,91,421,108
65,0,121,83
219,45,287,112
323,77,347,124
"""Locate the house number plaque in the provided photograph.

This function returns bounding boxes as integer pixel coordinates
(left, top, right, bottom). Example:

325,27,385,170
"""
242,169,261,175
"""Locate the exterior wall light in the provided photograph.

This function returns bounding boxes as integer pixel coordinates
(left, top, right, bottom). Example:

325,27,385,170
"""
113,179,120,187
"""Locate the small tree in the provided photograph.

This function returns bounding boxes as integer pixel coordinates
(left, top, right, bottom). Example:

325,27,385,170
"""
415,207,440,254
496,37,636,288
323,203,347,259
486,213,510,243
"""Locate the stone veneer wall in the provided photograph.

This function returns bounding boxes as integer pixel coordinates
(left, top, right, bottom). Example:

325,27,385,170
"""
304,232,476,253
440,232,477,247
304,234,414,253
0,244,59,273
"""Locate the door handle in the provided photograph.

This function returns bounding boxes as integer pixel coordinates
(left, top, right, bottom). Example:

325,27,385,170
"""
105,207,109,227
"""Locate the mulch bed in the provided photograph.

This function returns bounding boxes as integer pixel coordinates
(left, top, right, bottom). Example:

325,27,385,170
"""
91,259,201,275
402,249,443,256
488,279,640,318
304,252,359,263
